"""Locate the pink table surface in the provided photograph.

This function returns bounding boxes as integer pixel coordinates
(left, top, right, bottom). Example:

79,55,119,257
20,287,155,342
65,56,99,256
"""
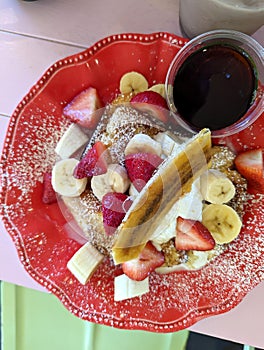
0,0,264,347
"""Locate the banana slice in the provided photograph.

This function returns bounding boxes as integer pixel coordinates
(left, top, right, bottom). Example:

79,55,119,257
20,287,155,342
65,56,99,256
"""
91,173,111,201
148,83,166,98
52,158,87,197
112,128,212,264
55,123,89,159
119,71,148,94
91,163,130,201
108,163,130,192
153,132,179,157
202,204,242,244
200,169,236,204
124,133,162,156
67,242,104,285
114,274,149,301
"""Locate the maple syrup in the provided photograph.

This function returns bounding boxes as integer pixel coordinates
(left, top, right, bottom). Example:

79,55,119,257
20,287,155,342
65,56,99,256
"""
172,44,257,131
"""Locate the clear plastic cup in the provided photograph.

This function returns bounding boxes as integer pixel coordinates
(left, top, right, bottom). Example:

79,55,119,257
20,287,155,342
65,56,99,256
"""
179,0,264,39
165,30,264,140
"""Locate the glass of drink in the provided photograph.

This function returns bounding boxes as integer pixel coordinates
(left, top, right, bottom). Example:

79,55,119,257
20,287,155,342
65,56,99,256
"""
165,30,264,141
179,0,264,39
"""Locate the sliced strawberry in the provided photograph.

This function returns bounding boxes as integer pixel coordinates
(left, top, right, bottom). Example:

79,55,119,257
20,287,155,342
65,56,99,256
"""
74,141,110,178
122,242,164,281
125,152,163,192
131,91,167,108
235,148,264,193
175,216,215,251
63,87,103,129
42,172,57,204
102,192,133,235
131,90,169,123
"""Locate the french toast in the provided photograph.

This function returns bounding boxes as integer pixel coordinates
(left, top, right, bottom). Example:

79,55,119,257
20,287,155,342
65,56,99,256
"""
58,103,247,271
61,102,213,255
49,72,248,299
62,104,170,255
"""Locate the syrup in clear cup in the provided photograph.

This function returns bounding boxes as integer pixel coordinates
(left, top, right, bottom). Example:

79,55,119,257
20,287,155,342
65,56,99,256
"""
165,30,264,141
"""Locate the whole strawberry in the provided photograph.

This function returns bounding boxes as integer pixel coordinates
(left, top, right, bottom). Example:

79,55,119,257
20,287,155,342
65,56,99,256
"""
125,152,163,192
102,192,133,235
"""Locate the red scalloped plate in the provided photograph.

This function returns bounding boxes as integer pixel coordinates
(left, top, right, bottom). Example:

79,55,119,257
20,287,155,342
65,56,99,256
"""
1,32,264,333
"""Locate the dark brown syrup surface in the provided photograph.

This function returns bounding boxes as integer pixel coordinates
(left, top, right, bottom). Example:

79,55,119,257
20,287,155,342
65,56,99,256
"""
173,44,257,131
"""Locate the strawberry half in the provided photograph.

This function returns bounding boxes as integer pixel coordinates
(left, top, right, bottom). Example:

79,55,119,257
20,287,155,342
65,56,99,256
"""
63,87,103,129
234,148,264,193
175,216,215,251
130,91,169,123
42,172,57,204
74,141,110,178
125,152,163,192
102,192,133,235
122,242,164,281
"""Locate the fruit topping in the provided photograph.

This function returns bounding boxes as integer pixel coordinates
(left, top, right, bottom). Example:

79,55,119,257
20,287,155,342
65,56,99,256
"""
63,87,103,129
234,148,264,193
125,152,163,192
124,133,162,156
74,141,110,178
42,172,57,204
119,71,148,94
52,158,87,197
67,242,104,285
131,90,167,108
55,123,89,159
175,216,215,251
154,132,179,157
147,83,166,98
114,274,149,301
51,70,248,300
131,90,169,123
113,128,212,265
202,204,242,244
199,169,236,204
91,164,130,201
102,192,133,235
122,242,164,281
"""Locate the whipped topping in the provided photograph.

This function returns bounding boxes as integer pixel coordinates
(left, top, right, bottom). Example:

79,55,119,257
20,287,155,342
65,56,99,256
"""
150,178,203,247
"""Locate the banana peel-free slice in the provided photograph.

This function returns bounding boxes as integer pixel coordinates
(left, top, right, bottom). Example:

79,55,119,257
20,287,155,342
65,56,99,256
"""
112,128,212,264
119,71,148,94
202,203,242,244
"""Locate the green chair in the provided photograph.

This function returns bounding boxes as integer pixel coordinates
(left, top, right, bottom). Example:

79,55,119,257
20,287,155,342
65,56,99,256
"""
1,281,189,350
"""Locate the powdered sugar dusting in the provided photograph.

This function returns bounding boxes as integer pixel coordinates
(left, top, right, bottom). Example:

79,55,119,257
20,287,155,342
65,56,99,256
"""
1,107,69,218
51,185,264,331
88,104,166,165
49,189,264,332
